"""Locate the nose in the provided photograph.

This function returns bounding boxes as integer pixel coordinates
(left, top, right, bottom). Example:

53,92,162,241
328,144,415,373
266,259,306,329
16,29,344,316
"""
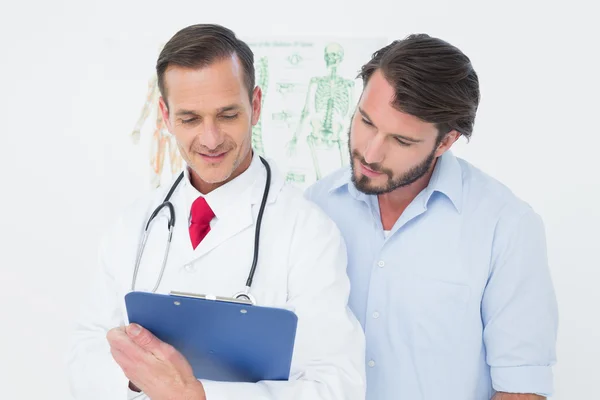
363,134,385,165
199,119,223,150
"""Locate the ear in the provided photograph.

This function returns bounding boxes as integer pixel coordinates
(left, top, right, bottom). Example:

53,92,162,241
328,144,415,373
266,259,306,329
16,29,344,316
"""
158,97,172,132
250,86,262,126
434,130,461,157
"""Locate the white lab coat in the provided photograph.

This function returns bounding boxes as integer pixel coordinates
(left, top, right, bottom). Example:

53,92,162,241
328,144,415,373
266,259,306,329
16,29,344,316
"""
66,154,366,400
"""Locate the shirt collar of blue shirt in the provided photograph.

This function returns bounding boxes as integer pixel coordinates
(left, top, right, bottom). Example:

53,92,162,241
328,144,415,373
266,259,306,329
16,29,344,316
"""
329,150,463,213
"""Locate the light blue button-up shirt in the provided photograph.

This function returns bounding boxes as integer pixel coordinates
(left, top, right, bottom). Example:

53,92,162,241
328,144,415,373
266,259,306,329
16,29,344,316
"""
305,151,558,400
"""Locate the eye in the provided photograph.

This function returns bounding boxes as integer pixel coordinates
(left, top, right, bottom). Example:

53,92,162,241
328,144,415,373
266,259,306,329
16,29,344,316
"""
395,137,411,147
361,117,374,127
220,114,238,120
181,117,198,124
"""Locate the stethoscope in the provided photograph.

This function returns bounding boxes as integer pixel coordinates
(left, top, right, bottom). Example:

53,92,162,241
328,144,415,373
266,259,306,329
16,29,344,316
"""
131,156,271,305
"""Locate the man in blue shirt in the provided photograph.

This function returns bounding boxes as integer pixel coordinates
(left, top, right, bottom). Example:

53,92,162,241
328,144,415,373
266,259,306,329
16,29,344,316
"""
305,34,558,400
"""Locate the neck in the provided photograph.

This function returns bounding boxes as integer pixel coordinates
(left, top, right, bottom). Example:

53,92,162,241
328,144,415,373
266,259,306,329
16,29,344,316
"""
191,150,253,195
377,159,437,230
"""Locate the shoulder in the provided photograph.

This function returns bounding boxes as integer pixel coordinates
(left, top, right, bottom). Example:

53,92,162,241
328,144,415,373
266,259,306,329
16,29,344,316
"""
304,166,350,203
101,179,177,242
270,178,346,242
278,181,336,222
265,159,343,220
457,157,541,229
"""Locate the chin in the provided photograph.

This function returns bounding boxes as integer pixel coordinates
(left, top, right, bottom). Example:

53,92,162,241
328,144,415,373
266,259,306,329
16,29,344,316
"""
198,169,235,185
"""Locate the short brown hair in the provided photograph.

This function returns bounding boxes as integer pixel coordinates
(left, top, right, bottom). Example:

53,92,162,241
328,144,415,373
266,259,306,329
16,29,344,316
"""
358,34,480,140
156,24,255,106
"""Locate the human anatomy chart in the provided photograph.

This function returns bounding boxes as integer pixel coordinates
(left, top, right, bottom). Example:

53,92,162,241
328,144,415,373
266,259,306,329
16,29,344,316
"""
131,37,387,189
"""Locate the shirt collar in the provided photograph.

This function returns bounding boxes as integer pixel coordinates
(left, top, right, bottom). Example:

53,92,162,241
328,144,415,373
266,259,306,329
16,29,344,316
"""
330,150,463,213
422,150,463,213
183,152,263,220
330,168,353,193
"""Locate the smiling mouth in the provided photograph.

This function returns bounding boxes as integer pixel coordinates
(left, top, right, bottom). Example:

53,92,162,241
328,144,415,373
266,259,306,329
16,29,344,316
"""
198,151,228,162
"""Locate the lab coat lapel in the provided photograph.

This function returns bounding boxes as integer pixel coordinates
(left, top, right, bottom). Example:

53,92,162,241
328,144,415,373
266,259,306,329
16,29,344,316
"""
168,158,281,267
190,197,253,261
166,191,196,270
169,186,255,266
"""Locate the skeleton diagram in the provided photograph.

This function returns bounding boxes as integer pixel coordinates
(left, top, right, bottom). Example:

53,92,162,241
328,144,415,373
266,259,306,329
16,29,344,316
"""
131,74,182,188
252,57,269,156
286,43,355,182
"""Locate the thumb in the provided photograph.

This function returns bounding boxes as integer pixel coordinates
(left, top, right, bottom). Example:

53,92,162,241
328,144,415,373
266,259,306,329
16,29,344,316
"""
126,323,175,362
126,323,159,352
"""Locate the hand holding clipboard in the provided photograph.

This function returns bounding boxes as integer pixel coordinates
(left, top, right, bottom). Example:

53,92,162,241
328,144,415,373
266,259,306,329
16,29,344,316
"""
124,291,298,383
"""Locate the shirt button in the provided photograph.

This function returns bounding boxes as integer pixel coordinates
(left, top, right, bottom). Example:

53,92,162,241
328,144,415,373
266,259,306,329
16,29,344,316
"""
377,260,385,268
368,360,376,367
372,311,380,319
184,263,196,272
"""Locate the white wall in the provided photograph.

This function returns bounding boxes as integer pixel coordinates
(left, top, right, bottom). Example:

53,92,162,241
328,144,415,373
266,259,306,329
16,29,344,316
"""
1,0,597,398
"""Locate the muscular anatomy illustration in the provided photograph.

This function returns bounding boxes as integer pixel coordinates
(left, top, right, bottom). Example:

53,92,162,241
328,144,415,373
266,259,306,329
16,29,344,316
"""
286,43,355,182
131,74,182,188
252,57,269,156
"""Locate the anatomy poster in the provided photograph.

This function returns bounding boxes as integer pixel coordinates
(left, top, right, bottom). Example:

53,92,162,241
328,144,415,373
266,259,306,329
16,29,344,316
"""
130,37,387,190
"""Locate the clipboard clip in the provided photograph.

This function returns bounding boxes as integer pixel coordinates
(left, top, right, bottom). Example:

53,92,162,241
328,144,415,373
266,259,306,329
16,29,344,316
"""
169,290,255,306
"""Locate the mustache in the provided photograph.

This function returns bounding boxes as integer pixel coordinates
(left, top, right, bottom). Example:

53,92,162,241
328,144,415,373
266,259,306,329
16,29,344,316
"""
191,141,235,155
352,150,391,176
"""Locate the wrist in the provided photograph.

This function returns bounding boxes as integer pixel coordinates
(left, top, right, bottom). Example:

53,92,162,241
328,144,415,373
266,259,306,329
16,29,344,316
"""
185,379,206,400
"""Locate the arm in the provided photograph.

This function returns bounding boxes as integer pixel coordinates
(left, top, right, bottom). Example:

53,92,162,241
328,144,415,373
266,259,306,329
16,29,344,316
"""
296,78,318,135
482,208,558,398
131,76,157,143
287,78,318,155
492,393,545,399
66,224,131,399
199,204,366,399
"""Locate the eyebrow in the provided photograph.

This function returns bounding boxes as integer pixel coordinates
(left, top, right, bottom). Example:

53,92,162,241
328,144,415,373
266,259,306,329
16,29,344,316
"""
175,109,199,117
217,104,241,113
174,105,242,117
358,107,423,143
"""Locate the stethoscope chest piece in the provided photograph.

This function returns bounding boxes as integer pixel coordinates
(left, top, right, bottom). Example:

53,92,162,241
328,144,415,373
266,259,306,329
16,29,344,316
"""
232,290,257,305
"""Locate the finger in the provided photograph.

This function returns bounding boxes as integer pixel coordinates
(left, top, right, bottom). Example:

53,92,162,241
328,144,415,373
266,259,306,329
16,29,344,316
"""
126,323,166,357
107,327,149,367
110,346,132,371
106,327,135,353
111,346,151,392
126,324,190,368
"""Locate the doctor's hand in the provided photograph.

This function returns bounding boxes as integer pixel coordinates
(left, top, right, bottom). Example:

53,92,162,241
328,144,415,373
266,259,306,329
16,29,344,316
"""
106,324,206,400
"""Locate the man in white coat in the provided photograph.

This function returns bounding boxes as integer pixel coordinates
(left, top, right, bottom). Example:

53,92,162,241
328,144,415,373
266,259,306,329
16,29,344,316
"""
67,23,366,400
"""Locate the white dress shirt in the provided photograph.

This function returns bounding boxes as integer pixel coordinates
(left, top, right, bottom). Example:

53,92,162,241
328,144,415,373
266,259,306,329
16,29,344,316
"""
67,153,366,400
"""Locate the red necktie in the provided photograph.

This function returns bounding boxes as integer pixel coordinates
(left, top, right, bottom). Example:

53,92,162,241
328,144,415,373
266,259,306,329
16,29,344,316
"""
189,197,215,249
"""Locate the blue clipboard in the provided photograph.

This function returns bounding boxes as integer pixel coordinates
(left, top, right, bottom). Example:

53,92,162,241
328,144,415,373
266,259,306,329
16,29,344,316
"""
125,291,298,383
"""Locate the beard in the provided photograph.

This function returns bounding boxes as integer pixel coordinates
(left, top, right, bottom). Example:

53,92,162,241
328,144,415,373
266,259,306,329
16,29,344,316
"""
348,135,438,195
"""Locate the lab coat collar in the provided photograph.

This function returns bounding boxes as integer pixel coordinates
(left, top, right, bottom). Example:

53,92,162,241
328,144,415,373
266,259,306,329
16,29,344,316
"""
182,152,264,218
170,152,281,266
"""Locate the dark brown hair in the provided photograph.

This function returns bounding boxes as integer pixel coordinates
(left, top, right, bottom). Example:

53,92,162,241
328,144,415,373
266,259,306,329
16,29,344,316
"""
358,34,480,141
156,24,255,107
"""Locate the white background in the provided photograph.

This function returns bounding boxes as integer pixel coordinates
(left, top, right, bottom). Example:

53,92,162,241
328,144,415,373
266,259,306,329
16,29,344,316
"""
0,0,598,399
